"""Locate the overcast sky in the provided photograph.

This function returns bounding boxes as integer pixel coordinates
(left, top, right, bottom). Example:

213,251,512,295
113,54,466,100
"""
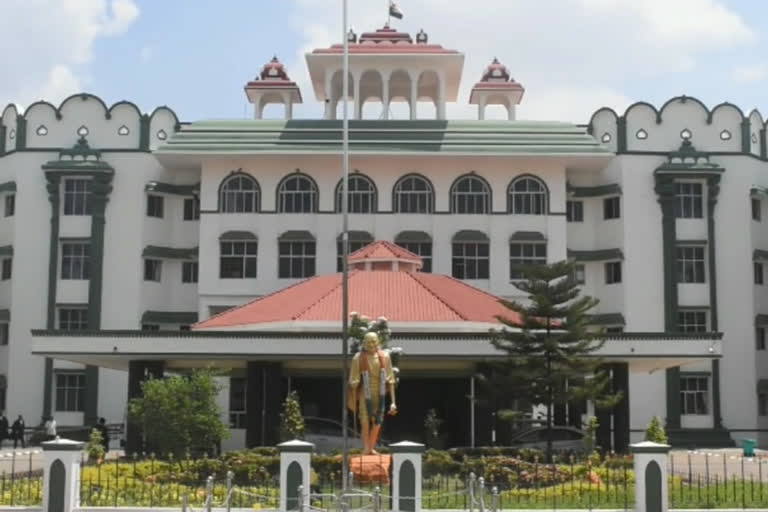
2,0,768,123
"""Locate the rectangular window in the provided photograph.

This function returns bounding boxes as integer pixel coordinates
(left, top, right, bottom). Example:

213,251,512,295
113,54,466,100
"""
680,375,709,415
61,242,90,280
756,262,764,285
146,194,164,218
58,308,88,330
0,324,8,346
678,310,708,333
566,200,583,222
509,243,547,280
753,198,762,221
63,179,91,216
395,241,432,273
141,324,159,331
229,377,247,429
676,246,706,283
55,371,85,412
183,197,200,221
452,242,490,280
757,326,766,350
759,393,768,417
144,259,162,282
182,261,199,283
603,196,620,220
605,261,622,284
571,264,585,284
220,241,258,279
675,183,704,219
1,258,11,280
279,241,316,279
4,194,14,217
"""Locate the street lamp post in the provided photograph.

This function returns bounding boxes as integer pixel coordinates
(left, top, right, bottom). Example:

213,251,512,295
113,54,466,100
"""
340,0,351,493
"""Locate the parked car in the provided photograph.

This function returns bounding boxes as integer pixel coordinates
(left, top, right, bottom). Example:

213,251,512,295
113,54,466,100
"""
303,417,391,453
509,426,586,452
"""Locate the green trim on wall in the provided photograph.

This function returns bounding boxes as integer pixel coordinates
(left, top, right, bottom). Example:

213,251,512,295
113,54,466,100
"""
567,183,622,197
586,313,626,326
706,173,722,428
219,230,257,241
453,230,489,242
742,118,752,154
0,181,16,193
510,231,546,241
0,124,6,156
15,117,26,151
677,239,707,246
141,311,198,324
757,379,768,392
0,246,12,257
0,309,9,322
680,371,712,377
756,314,768,325
145,181,199,196
142,245,198,260
616,116,627,153
278,230,315,241
43,173,61,419
754,250,768,261
335,231,374,242
567,248,623,261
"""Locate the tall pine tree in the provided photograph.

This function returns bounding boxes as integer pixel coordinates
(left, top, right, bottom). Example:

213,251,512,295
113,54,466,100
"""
488,259,621,460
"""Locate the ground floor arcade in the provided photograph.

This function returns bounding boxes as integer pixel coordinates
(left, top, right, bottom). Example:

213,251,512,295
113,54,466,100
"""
31,329,723,453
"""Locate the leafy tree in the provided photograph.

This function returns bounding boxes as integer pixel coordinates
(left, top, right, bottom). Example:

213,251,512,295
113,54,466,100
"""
488,260,621,460
87,428,106,463
128,370,228,457
279,391,306,441
644,416,668,444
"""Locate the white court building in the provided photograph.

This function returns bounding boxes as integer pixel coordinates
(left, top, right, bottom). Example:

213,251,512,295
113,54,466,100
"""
0,25,762,450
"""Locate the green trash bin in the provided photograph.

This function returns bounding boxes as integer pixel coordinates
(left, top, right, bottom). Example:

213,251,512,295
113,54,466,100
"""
743,439,756,457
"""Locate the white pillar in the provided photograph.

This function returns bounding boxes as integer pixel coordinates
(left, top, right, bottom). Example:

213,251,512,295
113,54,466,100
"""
410,76,418,120
437,73,446,120
390,441,425,512
324,72,334,120
630,441,671,512
286,101,293,120
279,440,314,512
353,74,362,120
253,93,263,120
478,97,487,121
381,73,391,120
42,438,84,512
508,105,516,121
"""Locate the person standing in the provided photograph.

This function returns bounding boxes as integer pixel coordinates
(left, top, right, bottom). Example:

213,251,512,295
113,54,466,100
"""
96,418,109,454
11,415,25,449
44,416,57,441
0,412,8,448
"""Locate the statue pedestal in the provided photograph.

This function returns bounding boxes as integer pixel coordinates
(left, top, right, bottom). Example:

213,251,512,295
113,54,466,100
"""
348,454,392,484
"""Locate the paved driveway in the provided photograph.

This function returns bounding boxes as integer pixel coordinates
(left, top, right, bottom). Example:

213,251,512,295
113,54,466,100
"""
669,448,768,482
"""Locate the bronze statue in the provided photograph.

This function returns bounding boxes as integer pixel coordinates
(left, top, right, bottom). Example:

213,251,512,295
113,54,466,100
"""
347,332,397,454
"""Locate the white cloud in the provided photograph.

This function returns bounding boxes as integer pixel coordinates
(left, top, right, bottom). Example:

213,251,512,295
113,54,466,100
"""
731,63,768,84
287,0,754,122
0,0,140,108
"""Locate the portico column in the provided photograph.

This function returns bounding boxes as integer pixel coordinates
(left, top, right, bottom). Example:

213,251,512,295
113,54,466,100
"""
253,93,263,119
246,362,284,447
324,72,334,120
353,74,362,120
410,75,418,120
381,73,391,120
478,98,486,120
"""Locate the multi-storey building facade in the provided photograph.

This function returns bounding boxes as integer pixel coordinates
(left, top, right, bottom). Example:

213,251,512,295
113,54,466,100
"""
0,25,761,450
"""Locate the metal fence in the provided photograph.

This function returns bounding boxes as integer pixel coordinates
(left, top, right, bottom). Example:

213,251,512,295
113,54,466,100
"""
0,449,44,506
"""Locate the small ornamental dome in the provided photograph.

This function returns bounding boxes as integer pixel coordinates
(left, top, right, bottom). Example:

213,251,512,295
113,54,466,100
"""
416,29,428,44
260,55,290,81
481,58,512,82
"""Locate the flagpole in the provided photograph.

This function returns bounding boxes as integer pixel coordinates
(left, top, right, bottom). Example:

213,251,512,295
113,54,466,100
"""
340,0,351,494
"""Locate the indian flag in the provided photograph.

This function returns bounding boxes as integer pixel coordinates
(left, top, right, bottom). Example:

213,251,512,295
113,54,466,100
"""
389,1,404,19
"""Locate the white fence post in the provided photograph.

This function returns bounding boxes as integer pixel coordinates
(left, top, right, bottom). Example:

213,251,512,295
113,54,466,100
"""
41,437,84,512
390,441,425,512
631,441,671,512
278,439,314,511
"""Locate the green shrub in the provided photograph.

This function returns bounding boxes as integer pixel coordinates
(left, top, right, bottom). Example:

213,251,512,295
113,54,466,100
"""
279,391,305,442
644,416,668,444
87,428,106,463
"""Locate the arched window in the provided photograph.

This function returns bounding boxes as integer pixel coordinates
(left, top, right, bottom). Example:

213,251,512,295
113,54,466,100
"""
278,174,318,213
508,176,547,214
336,174,377,213
393,174,433,213
220,174,260,213
451,174,490,214
395,231,432,273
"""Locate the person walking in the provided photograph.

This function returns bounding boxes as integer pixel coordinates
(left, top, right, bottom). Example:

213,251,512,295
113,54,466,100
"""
0,412,8,448
11,415,24,449
44,416,57,441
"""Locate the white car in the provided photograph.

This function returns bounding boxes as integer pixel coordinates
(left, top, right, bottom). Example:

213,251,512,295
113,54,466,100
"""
509,426,586,452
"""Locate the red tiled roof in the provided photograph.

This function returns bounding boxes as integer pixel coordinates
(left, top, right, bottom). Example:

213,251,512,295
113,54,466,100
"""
348,240,422,265
195,270,522,329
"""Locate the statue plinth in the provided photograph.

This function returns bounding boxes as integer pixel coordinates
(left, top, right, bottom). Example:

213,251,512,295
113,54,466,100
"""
346,454,392,484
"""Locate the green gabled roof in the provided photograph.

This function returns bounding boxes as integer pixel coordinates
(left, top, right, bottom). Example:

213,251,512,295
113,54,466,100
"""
154,119,613,156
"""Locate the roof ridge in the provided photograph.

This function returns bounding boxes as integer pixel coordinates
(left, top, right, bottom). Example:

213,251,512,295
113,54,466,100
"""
293,270,358,320
193,275,327,328
407,272,468,320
